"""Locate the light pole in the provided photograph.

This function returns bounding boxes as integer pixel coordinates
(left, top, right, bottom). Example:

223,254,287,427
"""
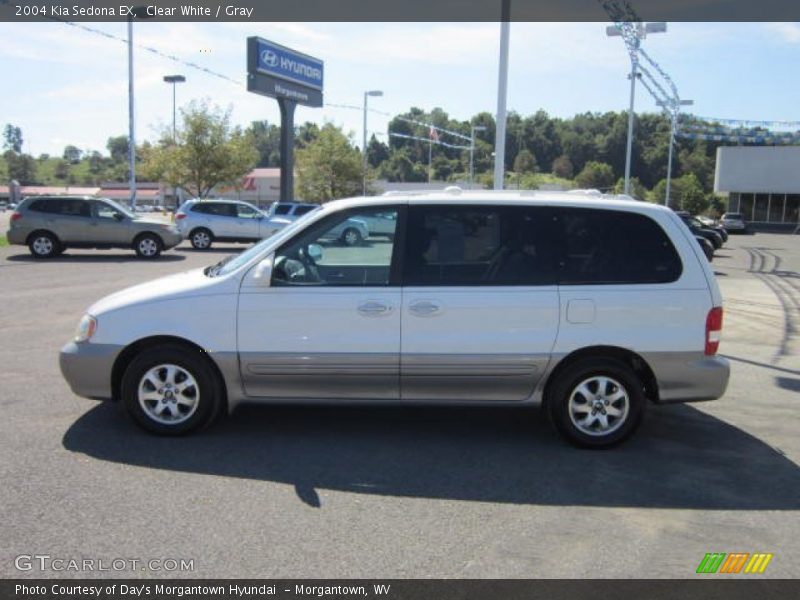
469,125,487,188
493,0,511,190
606,21,666,195
127,6,152,210
657,98,693,207
362,90,383,196
163,75,186,141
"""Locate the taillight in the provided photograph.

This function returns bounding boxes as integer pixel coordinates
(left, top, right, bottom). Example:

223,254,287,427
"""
10,211,22,222
705,307,723,355
175,212,186,220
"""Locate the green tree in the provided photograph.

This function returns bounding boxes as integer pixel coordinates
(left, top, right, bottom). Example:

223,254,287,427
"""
513,149,537,174
106,136,129,163
296,124,365,202
249,120,281,167
575,161,615,190
54,159,69,180
551,154,574,179
3,124,23,153
4,150,37,184
142,100,258,198
367,135,390,168
612,177,648,200
62,145,82,164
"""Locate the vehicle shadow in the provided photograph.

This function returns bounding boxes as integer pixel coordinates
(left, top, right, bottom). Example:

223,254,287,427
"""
63,402,800,510
5,252,186,263
176,246,246,254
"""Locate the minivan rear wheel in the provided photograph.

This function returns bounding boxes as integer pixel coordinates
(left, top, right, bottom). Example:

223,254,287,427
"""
121,344,223,435
548,358,644,448
28,231,60,259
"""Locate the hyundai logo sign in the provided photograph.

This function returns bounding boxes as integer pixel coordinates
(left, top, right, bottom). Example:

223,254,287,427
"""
261,49,279,68
252,38,324,91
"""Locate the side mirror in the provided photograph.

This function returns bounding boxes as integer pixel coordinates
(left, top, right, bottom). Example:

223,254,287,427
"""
247,255,274,287
114,213,125,221
307,243,323,262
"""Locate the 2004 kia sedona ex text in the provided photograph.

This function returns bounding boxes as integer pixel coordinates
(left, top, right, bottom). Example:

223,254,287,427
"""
60,189,729,447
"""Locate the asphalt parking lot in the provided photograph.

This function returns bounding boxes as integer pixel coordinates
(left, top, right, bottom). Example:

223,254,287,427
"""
0,230,798,579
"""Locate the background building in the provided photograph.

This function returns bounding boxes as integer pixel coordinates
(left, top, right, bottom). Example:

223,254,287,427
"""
715,146,800,230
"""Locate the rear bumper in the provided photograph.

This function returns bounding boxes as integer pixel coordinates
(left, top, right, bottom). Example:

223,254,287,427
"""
59,341,122,400
643,352,730,403
6,228,27,245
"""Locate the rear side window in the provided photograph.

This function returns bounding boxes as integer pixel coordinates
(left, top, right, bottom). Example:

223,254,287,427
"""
28,198,90,217
556,208,682,285
403,205,558,286
192,203,236,217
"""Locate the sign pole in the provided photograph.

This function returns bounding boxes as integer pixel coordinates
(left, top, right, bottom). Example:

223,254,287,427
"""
247,37,324,203
278,98,296,202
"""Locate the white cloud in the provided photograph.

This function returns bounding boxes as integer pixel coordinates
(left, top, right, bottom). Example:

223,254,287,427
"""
765,22,800,44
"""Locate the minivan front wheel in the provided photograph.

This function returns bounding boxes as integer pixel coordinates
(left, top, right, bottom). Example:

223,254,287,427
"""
28,231,60,258
134,233,162,259
121,344,223,435
548,358,644,448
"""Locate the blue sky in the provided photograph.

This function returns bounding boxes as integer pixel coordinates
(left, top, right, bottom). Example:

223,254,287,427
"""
1,21,800,157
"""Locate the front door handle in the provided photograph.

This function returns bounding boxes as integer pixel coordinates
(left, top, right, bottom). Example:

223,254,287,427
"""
409,300,442,316
357,301,392,316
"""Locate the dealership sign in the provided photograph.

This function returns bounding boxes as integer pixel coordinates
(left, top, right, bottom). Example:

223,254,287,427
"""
247,37,323,107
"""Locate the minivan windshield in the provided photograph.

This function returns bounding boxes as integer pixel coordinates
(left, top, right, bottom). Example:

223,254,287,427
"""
205,212,320,277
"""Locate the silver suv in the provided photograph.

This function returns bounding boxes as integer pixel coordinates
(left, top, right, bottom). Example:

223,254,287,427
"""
175,199,272,249
6,196,182,259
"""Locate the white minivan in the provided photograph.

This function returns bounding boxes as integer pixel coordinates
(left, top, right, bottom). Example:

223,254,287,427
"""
60,190,729,447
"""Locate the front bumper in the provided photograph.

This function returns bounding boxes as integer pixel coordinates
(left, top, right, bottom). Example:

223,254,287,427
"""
160,230,183,249
644,353,730,403
59,341,122,400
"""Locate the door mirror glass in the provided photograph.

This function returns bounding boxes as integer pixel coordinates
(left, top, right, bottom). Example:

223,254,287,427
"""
307,243,323,262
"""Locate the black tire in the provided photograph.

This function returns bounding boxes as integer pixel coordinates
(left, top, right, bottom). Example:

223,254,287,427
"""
547,357,644,448
341,227,363,247
120,344,224,435
28,230,61,259
133,233,162,259
190,227,213,250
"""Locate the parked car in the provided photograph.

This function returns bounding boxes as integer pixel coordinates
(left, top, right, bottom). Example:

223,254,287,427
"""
6,196,182,258
675,211,724,249
695,235,714,262
694,215,728,242
267,201,319,220
175,199,271,249
721,212,748,233
262,202,320,236
60,190,729,448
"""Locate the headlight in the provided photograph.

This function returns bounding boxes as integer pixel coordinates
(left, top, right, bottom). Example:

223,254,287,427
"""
74,315,97,342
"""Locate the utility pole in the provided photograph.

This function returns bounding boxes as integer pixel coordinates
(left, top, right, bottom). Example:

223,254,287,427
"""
493,0,511,190
605,19,667,195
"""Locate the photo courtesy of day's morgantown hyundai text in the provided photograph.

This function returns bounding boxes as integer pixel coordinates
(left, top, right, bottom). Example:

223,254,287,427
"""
59,189,729,448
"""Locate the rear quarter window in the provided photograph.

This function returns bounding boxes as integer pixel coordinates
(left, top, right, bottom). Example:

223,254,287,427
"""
556,208,682,285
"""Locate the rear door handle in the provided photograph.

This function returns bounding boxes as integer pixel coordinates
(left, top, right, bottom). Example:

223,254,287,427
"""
357,301,392,316
409,300,442,316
